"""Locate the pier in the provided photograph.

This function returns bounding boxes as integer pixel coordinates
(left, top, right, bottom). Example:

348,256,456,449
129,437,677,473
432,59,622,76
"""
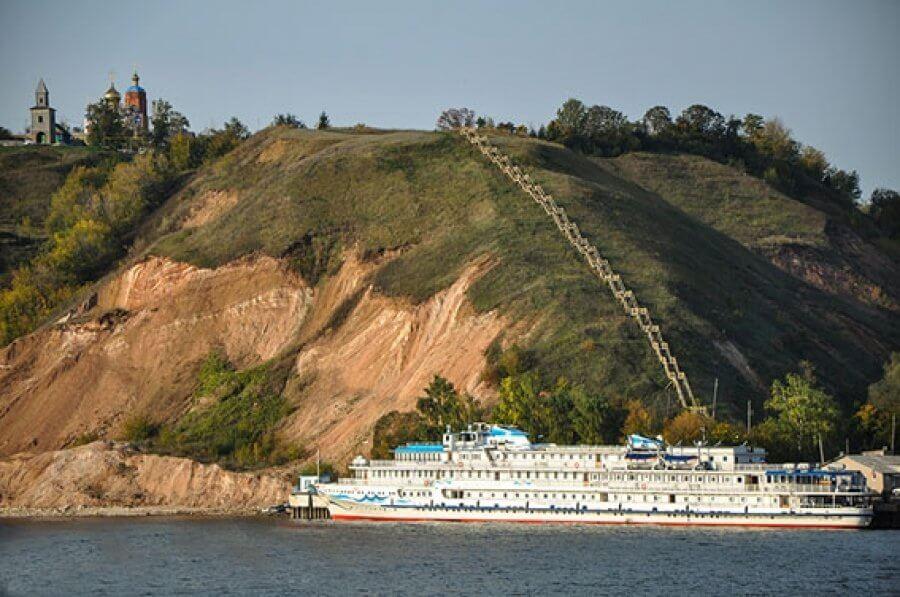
288,491,331,520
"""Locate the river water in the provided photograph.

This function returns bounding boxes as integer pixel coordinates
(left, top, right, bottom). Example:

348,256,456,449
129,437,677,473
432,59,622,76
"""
0,518,897,596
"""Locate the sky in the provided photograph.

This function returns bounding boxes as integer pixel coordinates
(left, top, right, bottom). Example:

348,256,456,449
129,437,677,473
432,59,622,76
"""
1,0,897,196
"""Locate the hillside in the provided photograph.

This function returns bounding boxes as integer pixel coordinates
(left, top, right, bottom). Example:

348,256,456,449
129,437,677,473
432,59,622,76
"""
0,146,106,286
0,127,897,465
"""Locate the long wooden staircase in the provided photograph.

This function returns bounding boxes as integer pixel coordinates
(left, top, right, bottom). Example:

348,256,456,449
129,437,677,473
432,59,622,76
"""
459,127,703,412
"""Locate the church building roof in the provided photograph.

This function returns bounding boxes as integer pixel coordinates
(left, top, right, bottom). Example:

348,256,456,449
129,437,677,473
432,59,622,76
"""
126,72,145,93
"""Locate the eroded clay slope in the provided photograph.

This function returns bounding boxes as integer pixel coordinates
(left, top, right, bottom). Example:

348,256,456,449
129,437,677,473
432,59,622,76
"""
284,254,504,462
0,249,504,466
0,441,290,511
0,255,312,456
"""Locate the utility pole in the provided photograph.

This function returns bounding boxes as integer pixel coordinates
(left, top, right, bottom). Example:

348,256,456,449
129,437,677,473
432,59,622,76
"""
818,435,825,466
746,400,752,436
316,449,321,479
711,378,719,420
892,413,896,455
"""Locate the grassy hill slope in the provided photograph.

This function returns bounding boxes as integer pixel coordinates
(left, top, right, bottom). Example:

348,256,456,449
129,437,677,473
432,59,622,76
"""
133,127,898,417
0,145,107,286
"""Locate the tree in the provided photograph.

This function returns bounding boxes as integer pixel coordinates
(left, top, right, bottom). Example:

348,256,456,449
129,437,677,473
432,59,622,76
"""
642,106,672,136
317,111,330,130
45,219,117,283
676,104,725,137
169,133,196,170
765,366,839,460
583,105,627,137
415,375,481,433
150,99,189,149
742,113,764,140
868,188,900,238
868,352,900,416
494,372,547,438
823,168,861,202
799,145,829,181
621,400,653,439
752,118,797,162
0,126,13,140
223,117,250,140
85,99,126,149
554,98,587,135
371,411,429,457
45,166,109,233
272,113,305,128
571,389,611,445
199,117,251,163
436,107,476,131
663,411,713,445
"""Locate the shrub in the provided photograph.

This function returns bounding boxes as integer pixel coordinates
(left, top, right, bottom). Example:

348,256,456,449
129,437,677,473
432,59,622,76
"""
154,351,294,469
121,414,159,442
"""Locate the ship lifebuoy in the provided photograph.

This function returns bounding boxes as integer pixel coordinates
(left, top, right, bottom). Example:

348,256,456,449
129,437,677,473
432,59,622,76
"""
574,463,580,469
641,483,647,490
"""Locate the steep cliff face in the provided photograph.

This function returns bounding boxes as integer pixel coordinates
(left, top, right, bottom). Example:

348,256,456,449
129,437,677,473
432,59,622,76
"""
0,255,312,456
0,250,503,463
283,254,504,461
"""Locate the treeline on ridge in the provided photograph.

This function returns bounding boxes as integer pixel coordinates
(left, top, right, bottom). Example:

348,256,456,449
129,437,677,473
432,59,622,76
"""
438,100,899,240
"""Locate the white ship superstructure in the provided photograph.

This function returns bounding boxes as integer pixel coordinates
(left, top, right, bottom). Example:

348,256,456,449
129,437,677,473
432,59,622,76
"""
314,423,873,528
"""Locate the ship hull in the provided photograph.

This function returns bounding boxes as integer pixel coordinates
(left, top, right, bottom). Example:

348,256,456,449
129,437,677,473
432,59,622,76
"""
325,497,872,529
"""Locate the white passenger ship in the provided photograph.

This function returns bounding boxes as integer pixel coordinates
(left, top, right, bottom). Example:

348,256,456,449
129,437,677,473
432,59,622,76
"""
313,423,873,528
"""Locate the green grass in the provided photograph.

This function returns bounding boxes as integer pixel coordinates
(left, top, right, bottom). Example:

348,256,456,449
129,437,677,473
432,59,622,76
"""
154,351,303,469
130,127,899,420
601,152,828,250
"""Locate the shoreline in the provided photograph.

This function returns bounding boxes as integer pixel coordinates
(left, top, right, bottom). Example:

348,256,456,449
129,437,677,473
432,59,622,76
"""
0,505,272,519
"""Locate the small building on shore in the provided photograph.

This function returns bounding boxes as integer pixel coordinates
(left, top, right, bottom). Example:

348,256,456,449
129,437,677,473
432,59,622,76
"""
832,449,899,497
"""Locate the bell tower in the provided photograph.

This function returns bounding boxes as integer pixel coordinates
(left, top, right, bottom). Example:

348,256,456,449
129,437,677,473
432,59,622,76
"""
124,71,148,134
30,78,56,144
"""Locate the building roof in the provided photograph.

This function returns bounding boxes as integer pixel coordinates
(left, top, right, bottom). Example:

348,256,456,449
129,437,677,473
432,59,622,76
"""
127,71,144,93
842,453,900,475
36,78,48,93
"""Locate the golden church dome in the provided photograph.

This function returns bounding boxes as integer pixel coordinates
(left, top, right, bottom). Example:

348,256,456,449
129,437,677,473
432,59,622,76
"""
104,84,121,102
